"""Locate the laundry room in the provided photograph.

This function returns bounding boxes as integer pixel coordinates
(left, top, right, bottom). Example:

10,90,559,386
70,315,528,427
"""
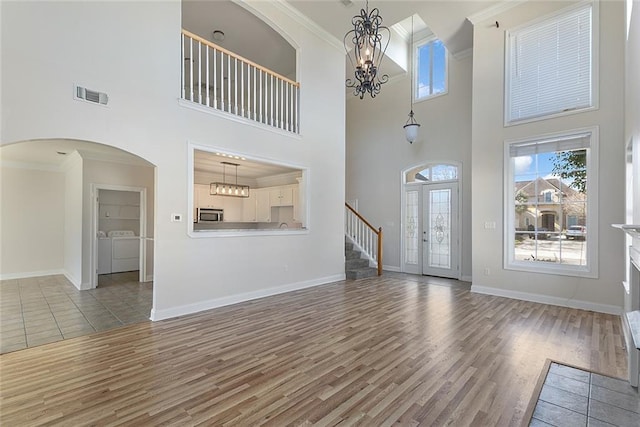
97,189,142,276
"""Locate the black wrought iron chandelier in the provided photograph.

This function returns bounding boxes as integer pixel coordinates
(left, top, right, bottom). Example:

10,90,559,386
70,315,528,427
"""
344,0,390,99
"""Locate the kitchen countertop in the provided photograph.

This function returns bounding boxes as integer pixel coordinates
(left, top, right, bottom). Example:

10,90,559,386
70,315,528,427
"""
193,222,302,231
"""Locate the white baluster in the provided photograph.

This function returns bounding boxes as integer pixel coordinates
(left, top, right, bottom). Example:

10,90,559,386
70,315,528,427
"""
220,51,225,111
234,57,238,115
213,48,217,109
189,38,194,102
252,67,256,120
198,40,202,103
259,69,263,123
205,45,210,107
295,85,299,133
241,60,245,117
270,74,274,126
181,34,185,100
227,53,231,112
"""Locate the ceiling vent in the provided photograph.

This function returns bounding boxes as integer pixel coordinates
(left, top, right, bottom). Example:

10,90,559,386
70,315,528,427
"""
75,85,109,106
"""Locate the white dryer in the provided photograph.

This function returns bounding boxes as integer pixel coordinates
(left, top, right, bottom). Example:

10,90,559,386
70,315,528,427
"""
108,230,140,273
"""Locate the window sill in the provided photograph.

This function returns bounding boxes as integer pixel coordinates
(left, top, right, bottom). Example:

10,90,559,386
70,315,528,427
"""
504,104,598,128
414,90,448,105
504,261,597,279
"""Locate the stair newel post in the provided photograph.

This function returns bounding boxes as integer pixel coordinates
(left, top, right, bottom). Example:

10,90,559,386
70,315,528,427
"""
377,227,383,276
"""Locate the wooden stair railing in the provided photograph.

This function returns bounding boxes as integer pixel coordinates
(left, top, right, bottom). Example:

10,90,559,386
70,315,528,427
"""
345,203,383,276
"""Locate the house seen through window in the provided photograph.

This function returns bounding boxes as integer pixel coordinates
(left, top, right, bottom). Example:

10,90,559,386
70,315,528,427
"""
506,129,597,277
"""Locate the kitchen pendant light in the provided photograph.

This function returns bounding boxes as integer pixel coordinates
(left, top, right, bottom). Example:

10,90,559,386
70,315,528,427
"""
210,162,250,198
344,0,390,99
403,15,421,143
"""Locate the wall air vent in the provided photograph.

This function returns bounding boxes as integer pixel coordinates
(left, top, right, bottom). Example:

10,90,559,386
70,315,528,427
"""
75,85,109,106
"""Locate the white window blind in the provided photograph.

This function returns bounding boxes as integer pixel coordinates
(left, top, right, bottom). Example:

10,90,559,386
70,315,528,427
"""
506,3,593,123
509,133,591,157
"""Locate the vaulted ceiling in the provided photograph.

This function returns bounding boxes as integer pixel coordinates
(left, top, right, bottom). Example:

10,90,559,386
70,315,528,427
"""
1,0,502,177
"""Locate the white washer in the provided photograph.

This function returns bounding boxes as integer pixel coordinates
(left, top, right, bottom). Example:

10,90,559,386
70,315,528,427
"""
108,230,140,273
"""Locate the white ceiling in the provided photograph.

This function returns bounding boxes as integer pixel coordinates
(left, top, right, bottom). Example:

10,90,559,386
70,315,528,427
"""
182,0,297,79
287,1,501,57
0,140,152,169
194,150,300,180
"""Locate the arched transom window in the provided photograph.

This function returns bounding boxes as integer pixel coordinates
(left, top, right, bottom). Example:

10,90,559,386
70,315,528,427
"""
405,164,458,183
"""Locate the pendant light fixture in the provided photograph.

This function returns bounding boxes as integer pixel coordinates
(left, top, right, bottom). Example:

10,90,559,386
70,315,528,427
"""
210,162,250,198
344,0,390,99
403,15,420,143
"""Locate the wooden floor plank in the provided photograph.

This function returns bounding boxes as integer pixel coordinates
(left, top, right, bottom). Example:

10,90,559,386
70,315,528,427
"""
0,273,628,426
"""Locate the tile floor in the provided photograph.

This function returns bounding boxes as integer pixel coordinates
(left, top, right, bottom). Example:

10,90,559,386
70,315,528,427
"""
530,362,640,427
0,272,152,354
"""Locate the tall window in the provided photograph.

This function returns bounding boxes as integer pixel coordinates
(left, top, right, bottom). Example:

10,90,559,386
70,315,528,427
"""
505,128,598,277
415,38,447,101
505,2,596,124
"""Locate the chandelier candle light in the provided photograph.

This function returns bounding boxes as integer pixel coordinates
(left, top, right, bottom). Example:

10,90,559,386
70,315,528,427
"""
210,162,250,198
344,0,390,99
404,15,420,143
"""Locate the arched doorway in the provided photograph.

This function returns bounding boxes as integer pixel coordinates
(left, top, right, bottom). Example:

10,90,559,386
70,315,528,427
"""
0,138,156,352
401,162,462,279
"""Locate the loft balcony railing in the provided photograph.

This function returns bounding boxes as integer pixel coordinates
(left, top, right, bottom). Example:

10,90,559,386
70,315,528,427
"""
181,29,300,133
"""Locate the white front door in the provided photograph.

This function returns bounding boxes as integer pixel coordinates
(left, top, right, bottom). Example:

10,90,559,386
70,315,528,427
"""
422,183,459,278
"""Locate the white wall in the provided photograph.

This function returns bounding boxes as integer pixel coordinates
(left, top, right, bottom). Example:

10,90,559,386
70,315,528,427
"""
470,0,626,312
1,1,346,319
627,0,640,228
345,53,473,277
0,165,65,278
63,152,83,288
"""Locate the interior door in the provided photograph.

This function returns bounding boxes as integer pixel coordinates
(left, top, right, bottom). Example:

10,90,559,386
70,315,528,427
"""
422,182,459,278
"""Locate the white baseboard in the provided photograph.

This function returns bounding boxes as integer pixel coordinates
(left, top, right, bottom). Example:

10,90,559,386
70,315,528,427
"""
383,265,401,272
150,273,346,321
0,269,65,281
470,285,622,315
144,275,153,283
460,275,473,282
63,270,84,290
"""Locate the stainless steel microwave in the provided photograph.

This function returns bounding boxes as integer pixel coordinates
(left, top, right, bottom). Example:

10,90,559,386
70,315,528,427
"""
197,208,224,223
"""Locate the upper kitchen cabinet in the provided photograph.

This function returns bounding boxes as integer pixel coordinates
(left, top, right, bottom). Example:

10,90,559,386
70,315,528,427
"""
270,186,294,206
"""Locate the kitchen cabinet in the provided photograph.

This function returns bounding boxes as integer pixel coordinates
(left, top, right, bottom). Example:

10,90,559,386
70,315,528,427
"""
256,189,271,222
270,186,294,206
195,184,222,209
292,185,300,222
242,192,257,222
223,197,243,222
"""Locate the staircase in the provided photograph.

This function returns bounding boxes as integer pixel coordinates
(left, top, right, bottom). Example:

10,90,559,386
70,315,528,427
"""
345,239,377,280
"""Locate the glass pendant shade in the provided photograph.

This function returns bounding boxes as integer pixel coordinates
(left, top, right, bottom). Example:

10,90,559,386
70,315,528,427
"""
404,110,420,143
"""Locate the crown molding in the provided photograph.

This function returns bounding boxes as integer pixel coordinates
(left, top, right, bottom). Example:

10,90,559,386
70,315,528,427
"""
467,0,527,25
261,0,344,52
452,47,473,60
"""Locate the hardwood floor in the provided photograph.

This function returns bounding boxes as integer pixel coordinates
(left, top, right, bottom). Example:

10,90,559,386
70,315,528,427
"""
0,273,627,426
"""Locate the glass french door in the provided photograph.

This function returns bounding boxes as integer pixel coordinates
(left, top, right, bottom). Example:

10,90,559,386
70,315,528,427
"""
422,183,459,278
